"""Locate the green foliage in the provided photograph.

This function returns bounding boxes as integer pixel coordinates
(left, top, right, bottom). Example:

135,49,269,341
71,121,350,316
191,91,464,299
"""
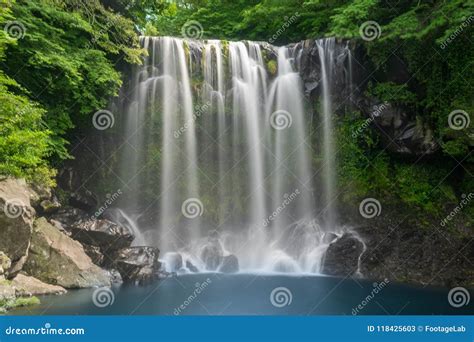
0,0,145,185
336,115,459,215
0,295,40,310
367,82,416,106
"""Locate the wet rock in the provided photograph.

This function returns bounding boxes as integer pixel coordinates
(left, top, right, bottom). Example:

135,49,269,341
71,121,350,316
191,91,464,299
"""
163,252,183,273
83,245,105,266
12,274,66,296
186,260,199,273
38,198,61,215
219,255,239,273
107,269,123,284
0,252,11,280
69,218,134,251
113,247,161,285
322,233,364,276
200,241,224,271
49,208,89,228
69,190,98,212
23,218,110,288
0,178,35,278
0,282,16,304
367,101,438,155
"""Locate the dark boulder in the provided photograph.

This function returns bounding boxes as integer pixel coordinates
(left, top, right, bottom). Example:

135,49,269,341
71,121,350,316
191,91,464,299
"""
69,218,134,252
218,255,239,273
83,245,105,266
186,260,199,273
200,240,224,271
113,247,161,285
322,233,364,277
69,190,98,212
49,208,89,228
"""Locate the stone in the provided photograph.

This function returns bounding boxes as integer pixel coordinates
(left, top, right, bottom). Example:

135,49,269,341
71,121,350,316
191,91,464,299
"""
69,218,134,251
107,269,123,284
200,239,224,271
186,260,199,273
322,233,364,277
50,208,89,228
113,247,160,285
0,282,16,303
39,198,61,215
0,252,11,279
162,252,183,272
218,255,239,273
12,274,66,296
23,218,110,288
0,178,36,278
69,190,98,212
83,245,105,266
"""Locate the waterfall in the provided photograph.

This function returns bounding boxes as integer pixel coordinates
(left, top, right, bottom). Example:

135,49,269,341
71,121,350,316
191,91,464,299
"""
110,36,353,274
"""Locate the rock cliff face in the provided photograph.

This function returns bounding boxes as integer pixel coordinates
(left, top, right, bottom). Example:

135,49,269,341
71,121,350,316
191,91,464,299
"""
0,177,162,311
23,218,110,288
292,38,439,157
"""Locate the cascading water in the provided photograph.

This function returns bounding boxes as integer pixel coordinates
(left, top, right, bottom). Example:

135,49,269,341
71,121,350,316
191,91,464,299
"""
109,36,361,274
